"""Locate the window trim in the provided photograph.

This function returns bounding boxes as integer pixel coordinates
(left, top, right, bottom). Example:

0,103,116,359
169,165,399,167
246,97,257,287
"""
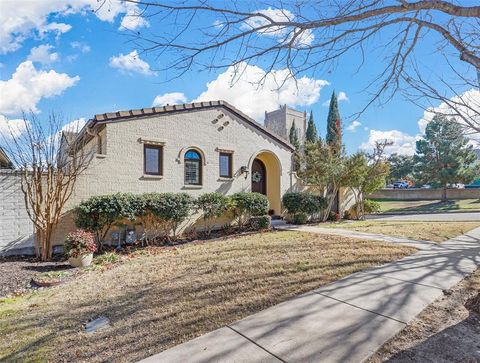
184,149,202,185
143,144,163,176
219,152,233,178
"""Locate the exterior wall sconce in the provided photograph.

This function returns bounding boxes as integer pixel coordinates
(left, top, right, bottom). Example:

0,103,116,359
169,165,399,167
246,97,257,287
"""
240,166,249,179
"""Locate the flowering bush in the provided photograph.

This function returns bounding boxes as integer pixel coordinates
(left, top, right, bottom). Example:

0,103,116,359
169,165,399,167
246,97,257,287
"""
64,230,97,258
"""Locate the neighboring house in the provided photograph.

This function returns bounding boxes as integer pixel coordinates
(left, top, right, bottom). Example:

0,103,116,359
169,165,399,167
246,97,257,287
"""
0,147,13,169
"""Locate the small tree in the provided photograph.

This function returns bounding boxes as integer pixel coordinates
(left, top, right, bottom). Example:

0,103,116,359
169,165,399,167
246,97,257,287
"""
299,140,347,221
196,192,228,235
289,121,300,150
305,111,318,143
3,113,93,261
414,115,478,201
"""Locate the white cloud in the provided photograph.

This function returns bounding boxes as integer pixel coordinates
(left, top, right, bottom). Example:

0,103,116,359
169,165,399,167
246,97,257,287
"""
243,8,314,47
109,50,157,76
346,120,361,132
70,41,90,53
62,117,87,133
0,1,148,54
27,44,59,64
0,61,80,115
323,90,349,106
0,115,28,139
360,129,419,156
338,91,349,102
152,92,187,107
418,89,480,135
192,62,329,120
119,2,150,30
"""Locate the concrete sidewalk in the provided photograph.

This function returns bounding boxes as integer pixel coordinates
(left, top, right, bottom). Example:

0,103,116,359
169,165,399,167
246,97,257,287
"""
139,227,480,363
274,223,435,250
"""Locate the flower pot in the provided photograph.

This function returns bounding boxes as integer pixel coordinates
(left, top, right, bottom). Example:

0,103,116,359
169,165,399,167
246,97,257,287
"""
68,253,93,267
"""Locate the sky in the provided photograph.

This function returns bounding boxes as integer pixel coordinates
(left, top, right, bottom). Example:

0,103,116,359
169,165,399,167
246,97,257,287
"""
0,0,478,155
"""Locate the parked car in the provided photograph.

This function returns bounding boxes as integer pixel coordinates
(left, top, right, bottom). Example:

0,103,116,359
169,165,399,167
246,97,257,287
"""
393,181,409,189
421,184,432,189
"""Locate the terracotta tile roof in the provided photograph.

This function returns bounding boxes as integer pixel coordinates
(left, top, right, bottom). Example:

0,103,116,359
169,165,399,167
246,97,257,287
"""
91,100,294,151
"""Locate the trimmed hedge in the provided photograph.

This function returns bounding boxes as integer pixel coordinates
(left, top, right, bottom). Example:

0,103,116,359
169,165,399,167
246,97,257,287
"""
75,191,268,243
230,192,269,227
282,192,327,223
250,215,271,230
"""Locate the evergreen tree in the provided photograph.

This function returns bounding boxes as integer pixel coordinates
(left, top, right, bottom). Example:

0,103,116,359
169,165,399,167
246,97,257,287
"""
289,121,300,150
326,91,342,151
414,115,478,201
305,111,318,143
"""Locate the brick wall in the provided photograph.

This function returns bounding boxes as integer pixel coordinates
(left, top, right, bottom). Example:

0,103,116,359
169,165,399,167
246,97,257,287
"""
0,171,35,255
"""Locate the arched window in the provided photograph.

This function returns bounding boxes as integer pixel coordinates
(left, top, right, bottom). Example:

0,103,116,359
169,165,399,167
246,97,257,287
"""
184,149,202,185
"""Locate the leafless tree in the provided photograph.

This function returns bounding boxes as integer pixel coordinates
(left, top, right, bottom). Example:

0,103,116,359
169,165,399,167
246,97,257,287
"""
2,113,93,261
114,0,479,129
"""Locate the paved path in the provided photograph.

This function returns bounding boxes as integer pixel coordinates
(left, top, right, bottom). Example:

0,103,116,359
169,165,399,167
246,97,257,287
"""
367,211,480,222
139,227,480,363
274,223,435,250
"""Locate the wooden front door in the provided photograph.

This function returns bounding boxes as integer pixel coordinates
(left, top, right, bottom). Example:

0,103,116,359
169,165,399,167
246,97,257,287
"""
251,158,266,195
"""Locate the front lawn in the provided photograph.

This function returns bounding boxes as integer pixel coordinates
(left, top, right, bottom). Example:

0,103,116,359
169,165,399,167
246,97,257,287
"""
0,230,415,362
320,221,480,242
373,199,480,213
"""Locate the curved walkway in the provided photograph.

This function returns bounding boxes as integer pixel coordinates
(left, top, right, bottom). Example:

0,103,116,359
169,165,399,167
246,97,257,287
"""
140,225,480,363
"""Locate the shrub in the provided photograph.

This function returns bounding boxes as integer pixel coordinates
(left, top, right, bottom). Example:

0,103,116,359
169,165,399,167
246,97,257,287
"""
327,211,341,222
196,192,229,235
249,215,271,230
142,193,194,241
343,210,352,220
360,199,381,214
292,213,308,225
64,230,96,258
282,192,326,221
74,193,139,246
230,192,269,228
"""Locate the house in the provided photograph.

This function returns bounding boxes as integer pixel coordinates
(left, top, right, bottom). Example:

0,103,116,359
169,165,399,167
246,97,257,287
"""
1,100,355,254
52,101,300,245
0,147,13,169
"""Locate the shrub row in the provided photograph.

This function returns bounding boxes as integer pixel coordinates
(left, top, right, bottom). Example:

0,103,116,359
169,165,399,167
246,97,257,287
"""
282,192,327,224
74,191,270,244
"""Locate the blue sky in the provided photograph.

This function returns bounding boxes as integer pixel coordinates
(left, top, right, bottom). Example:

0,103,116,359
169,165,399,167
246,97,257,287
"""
0,1,477,155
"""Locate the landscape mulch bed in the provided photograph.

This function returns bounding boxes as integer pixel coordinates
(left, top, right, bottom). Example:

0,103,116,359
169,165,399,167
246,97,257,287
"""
0,257,76,297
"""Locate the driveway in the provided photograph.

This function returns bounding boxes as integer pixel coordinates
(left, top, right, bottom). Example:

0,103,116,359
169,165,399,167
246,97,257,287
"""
367,211,480,222
139,227,480,363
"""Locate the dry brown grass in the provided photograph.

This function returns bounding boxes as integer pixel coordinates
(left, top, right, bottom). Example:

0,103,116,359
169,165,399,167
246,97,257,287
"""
0,230,415,362
321,221,480,242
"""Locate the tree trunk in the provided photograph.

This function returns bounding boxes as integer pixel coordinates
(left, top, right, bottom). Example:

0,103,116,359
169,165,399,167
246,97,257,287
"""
442,185,448,201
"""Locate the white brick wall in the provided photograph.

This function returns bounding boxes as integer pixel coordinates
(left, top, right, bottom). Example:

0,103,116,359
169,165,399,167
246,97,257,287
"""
0,171,35,255
52,106,298,245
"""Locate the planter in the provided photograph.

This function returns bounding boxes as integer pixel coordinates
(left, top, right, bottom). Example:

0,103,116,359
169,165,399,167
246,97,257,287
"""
68,253,93,267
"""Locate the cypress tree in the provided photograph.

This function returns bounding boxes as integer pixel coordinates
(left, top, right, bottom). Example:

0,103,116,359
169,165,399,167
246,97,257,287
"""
326,91,342,151
305,111,318,143
289,121,300,150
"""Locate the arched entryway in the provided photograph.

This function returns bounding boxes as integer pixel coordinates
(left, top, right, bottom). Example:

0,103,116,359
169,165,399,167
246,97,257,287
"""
250,151,282,215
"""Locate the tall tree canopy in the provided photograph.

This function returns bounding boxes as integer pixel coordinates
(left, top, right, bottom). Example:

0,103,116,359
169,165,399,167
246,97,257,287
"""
387,154,416,183
305,111,318,143
414,114,478,200
326,91,342,151
289,121,300,150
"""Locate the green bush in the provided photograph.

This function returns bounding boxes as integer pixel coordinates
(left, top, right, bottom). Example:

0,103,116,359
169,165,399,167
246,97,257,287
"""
142,193,194,240
361,199,381,214
75,193,139,245
196,192,229,235
292,213,308,225
230,192,269,228
282,192,326,221
327,211,341,222
249,215,271,230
